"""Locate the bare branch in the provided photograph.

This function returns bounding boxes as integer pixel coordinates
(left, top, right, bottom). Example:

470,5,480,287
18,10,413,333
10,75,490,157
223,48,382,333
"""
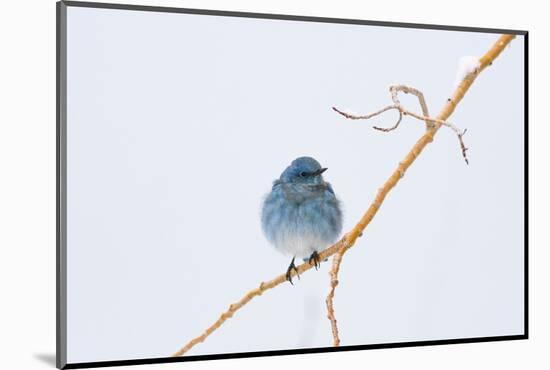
171,34,515,357
171,237,349,357
373,110,403,132
458,129,469,165
390,85,432,128
334,88,471,164
326,247,346,346
332,105,397,121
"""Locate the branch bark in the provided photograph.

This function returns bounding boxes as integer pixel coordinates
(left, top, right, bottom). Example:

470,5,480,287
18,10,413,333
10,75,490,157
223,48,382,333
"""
171,34,515,357
333,85,470,164
325,247,346,346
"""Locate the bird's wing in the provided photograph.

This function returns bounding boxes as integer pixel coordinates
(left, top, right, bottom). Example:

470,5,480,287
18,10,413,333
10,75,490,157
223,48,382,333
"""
272,179,282,190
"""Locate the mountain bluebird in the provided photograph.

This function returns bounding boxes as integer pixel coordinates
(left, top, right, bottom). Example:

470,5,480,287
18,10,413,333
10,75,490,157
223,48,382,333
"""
261,157,343,284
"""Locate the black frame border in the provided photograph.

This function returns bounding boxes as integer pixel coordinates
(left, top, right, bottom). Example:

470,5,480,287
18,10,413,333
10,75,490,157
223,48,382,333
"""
56,1,529,369
57,1,67,369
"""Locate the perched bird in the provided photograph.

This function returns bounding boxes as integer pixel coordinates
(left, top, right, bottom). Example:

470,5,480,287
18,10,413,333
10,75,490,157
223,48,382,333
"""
261,157,343,284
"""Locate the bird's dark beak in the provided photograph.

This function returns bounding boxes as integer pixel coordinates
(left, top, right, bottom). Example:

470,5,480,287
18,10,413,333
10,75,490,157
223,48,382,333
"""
315,168,328,176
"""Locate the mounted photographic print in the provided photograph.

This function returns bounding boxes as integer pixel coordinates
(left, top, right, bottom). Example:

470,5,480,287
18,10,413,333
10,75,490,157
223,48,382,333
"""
56,1,528,368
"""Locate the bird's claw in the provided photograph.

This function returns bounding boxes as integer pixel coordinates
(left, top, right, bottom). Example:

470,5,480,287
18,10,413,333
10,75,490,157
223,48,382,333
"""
308,251,321,270
286,257,300,285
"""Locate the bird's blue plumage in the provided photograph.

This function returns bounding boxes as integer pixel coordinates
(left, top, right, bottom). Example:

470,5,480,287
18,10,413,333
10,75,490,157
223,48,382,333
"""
261,157,343,259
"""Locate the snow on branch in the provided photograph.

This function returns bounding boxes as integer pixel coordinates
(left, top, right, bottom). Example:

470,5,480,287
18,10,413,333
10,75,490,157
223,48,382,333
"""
454,56,481,89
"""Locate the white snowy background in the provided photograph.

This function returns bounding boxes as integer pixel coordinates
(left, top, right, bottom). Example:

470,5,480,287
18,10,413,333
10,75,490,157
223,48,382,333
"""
65,6,525,363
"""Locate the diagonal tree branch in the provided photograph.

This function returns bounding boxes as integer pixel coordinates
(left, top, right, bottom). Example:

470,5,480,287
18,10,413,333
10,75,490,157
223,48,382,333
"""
327,85,442,346
324,34,514,345
171,34,515,357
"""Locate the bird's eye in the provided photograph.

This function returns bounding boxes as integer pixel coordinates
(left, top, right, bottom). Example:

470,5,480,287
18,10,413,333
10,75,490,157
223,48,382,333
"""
300,171,308,177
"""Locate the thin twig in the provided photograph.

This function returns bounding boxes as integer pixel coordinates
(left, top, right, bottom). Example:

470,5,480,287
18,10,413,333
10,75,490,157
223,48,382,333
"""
326,247,346,346
171,34,515,357
334,86,470,164
332,105,397,121
391,85,432,128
